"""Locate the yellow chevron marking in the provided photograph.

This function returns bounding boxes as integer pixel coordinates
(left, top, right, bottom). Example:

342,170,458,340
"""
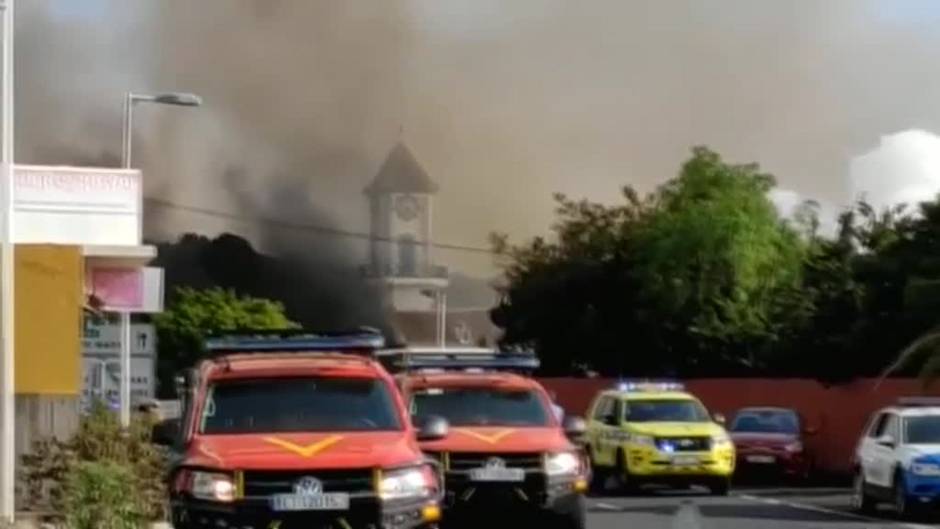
263,435,344,458
454,428,516,444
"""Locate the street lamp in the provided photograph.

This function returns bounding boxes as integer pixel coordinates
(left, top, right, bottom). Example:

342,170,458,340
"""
122,91,202,169
117,91,201,428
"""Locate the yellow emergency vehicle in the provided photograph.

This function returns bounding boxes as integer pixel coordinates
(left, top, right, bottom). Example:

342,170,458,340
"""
584,381,734,495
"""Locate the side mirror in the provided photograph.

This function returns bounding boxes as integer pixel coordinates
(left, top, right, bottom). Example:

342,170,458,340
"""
151,418,180,447
416,415,449,442
713,413,726,425
563,415,587,439
876,434,896,448
602,413,619,427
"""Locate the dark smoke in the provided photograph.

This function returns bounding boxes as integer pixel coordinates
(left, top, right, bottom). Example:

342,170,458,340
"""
16,0,940,285
152,232,388,333
15,0,416,327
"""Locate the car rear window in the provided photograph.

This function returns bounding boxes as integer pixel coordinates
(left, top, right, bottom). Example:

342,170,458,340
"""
410,387,550,427
200,377,402,434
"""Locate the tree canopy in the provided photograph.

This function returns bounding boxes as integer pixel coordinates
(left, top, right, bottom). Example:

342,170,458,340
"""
491,146,940,381
153,287,298,396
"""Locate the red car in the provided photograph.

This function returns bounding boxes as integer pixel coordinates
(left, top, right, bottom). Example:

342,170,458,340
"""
729,407,815,480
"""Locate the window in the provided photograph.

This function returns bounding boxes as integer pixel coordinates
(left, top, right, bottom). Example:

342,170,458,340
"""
884,414,900,441
613,399,624,423
200,377,402,434
624,399,710,423
398,234,418,276
905,415,940,444
592,396,613,421
868,413,889,438
410,387,550,427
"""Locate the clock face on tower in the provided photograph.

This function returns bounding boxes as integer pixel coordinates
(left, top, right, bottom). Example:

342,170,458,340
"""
394,194,420,221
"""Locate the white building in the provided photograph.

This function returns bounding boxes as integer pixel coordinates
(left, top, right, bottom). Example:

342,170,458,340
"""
363,142,449,313
362,143,500,347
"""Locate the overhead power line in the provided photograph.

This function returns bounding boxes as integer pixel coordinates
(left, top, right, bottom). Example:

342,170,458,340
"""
143,196,501,255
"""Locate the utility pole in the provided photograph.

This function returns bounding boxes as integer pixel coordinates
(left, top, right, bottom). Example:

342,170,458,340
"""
0,0,15,521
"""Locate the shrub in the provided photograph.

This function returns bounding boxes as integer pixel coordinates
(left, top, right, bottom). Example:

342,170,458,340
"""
20,402,168,525
63,461,145,529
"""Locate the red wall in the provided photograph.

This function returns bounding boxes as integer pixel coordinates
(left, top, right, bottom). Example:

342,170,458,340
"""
539,377,940,474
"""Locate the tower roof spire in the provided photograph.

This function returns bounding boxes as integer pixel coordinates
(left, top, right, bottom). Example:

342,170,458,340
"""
365,142,439,195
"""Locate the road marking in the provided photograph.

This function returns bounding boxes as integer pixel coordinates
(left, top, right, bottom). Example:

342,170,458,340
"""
671,500,702,529
737,493,934,529
593,501,621,511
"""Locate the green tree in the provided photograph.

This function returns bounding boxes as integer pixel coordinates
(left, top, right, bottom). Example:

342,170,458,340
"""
153,287,298,396
490,188,654,374
630,147,807,371
877,195,940,382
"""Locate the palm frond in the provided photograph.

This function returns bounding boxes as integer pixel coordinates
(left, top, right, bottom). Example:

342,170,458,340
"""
877,328,940,388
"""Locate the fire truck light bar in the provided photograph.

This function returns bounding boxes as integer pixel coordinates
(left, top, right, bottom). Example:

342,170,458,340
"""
381,349,540,372
205,328,386,354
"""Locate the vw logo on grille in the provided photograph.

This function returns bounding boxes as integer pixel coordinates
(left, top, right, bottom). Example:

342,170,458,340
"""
294,476,323,496
485,457,506,469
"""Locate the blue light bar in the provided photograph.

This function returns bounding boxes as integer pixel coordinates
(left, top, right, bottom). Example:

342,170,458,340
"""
614,380,686,393
382,350,540,372
205,329,385,354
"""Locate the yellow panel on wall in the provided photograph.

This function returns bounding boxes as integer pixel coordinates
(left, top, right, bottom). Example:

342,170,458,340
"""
14,245,82,395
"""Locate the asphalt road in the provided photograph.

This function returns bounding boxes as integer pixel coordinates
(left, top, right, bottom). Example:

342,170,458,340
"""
586,487,940,529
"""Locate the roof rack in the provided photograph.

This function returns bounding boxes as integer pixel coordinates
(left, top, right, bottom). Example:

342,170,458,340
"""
204,327,386,356
897,397,940,407
377,347,540,373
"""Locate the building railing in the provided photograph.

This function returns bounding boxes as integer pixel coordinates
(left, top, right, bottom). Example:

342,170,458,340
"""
360,263,449,279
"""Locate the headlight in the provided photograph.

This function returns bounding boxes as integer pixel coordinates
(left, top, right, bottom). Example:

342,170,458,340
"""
545,452,581,476
629,434,656,447
712,433,732,448
180,470,235,502
785,441,803,453
911,462,940,476
378,465,438,501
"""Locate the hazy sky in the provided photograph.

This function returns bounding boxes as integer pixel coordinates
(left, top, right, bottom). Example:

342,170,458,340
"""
20,0,940,276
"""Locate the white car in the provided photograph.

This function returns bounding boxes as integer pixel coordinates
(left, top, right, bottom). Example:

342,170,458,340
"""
853,398,940,518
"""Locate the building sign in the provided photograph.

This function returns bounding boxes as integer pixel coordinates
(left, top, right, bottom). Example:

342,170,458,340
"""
12,164,142,245
81,320,156,411
88,266,164,313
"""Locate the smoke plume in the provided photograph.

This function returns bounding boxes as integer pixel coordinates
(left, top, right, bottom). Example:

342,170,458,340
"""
15,0,940,284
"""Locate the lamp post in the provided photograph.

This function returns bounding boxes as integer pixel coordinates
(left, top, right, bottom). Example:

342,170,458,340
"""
122,92,201,168
0,0,14,522
118,91,200,427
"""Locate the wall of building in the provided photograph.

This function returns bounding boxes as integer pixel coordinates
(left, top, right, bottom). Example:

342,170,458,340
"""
13,244,83,475
540,377,939,474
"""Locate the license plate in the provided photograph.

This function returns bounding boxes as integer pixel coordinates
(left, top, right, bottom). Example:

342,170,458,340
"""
746,455,776,464
672,456,699,466
270,493,350,512
469,467,526,482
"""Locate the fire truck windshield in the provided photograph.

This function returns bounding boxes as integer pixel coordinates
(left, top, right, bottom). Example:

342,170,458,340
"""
411,388,550,427
200,377,402,434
